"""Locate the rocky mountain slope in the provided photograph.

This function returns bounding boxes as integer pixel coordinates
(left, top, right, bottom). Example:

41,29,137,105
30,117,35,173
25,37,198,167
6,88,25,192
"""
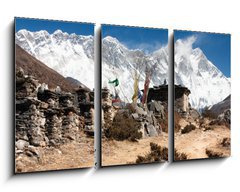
16,44,79,92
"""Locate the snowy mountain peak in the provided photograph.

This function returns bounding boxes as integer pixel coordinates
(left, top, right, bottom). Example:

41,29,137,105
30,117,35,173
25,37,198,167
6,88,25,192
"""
53,29,63,35
16,29,94,90
175,38,230,110
103,36,120,43
102,36,168,103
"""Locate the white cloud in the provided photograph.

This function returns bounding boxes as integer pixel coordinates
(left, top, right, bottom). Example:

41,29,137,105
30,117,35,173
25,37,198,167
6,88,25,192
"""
175,35,197,57
122,40,166,54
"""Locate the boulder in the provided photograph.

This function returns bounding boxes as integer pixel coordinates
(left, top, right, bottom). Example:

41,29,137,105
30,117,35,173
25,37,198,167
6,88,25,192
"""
16,140,29,150
147,124,158,137
132,113,139,120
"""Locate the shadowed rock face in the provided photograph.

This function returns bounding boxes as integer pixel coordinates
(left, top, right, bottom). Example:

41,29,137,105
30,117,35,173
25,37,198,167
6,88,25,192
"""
209,95,231,117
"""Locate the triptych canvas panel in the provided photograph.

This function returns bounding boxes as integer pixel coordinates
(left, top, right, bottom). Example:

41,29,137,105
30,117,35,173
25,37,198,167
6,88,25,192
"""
14,17,231,173
15,18,95,172
101,25,169,166
174,30,231,160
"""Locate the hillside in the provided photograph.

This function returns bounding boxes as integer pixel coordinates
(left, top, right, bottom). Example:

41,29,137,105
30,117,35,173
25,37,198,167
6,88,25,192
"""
15,44,78,92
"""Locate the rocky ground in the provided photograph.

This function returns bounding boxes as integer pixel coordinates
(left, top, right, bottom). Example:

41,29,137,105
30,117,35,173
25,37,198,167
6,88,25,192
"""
16,132,94,173
175,116,231,160
102,133,168,166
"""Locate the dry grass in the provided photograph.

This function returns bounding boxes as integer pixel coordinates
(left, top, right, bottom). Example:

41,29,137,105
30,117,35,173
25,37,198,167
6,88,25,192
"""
181,124,196,134
174,149,188,160
136,142,168,163
205,149,224,158
221,137,230,147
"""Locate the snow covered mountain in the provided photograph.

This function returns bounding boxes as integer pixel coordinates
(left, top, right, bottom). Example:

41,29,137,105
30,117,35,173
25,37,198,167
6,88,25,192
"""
175,37,231,110
16,30,230,110
15,29,94,90
102,36,168,103
103,35,230,110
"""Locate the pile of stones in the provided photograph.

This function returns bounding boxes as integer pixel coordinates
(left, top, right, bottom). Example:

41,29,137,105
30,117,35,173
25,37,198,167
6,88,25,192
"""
15,67,94,169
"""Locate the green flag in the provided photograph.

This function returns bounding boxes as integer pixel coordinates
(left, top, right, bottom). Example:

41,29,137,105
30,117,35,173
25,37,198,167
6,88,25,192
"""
108,78,119,87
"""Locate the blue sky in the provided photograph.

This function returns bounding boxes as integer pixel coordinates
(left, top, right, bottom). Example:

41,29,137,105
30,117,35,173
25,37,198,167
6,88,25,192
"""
102,24,168,54
15,17,94,35
174,30,231,77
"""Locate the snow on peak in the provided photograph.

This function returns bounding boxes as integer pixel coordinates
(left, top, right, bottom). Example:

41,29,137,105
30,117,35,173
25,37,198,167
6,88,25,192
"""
15,29,94,90
102,36,168,103
175,37,230,110
103,36,120,43
53,29,63,35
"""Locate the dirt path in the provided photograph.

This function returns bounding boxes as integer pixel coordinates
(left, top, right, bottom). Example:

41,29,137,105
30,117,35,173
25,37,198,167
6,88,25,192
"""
175,126,230,159
102,133,168,166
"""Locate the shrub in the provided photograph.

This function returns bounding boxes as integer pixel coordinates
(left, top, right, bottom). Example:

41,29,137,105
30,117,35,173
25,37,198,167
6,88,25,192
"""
136,143,168,163
203,126,213,131
221,137,230,147
206,149,224,158
105,113,142,141
181,124,196,134
174,149,188,160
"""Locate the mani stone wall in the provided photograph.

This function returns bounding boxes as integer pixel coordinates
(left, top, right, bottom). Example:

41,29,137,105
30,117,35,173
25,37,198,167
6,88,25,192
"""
15,68,94,150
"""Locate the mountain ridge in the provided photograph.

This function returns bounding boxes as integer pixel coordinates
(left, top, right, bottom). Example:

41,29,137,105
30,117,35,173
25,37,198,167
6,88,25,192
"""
15,44,79,92
15,30,230,109
16,29,94,90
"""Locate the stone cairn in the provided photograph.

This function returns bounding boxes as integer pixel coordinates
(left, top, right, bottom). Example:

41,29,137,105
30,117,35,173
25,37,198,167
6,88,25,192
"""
101,87,163,138
60,93,83,141
15,68,92,155
101,88,113,131
130,103,162,138
76,88,94,136
16,68,46,147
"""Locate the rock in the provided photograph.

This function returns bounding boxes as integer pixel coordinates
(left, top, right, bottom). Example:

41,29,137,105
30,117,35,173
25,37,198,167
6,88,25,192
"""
16,150,24,154
148,101,165,119
39,141,46,147
132,113,139,120
135,105,147,116
26,151,34,157
189,108,200,120
15,68,89,161
147,124,158,137
40,102,49,109
15,161,25,173
146,114,153,124
16,140,29,150
28,146,42,159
